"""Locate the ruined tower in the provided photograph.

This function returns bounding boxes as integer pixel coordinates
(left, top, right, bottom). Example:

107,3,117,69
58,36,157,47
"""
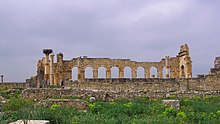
178,44,192,78
210,57,220,74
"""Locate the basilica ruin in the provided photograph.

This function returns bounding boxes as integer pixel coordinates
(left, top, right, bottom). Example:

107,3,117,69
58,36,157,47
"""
32,44,192,87
1,44,220,100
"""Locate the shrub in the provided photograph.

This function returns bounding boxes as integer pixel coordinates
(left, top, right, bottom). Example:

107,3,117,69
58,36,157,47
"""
2,96,33,112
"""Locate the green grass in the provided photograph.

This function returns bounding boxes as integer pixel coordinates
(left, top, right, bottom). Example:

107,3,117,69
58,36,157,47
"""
0,88,23,99
1,97,220,124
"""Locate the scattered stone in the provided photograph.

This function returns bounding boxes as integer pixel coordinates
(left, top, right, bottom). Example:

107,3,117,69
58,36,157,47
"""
9,120,49,124
162,100,180,110
0,96,5,101
165,93,170,98
89,97,96,103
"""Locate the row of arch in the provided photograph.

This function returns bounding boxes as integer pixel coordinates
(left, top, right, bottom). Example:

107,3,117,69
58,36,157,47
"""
71,66,170,80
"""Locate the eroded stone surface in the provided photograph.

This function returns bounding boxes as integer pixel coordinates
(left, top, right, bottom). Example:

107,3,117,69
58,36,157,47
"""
30,44,192,87
162,100,180,109
40,99,89,110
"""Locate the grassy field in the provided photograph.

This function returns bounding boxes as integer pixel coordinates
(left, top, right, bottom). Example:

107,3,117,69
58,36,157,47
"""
0,90,220,124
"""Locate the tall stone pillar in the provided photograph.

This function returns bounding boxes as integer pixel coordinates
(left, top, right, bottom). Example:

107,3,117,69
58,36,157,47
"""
132,69,137,78
158,67,163,78
93,69,98,78
106,67,111,78
43,49,53,86
50,53,55,85
1,75,3,83
145,67,150,78
81,70,85,79
165,56,170,78
55,53,63,85
119,67,124,78
77,56,83,80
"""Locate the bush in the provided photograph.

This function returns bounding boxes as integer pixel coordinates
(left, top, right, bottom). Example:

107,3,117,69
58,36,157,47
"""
2,96,33,112
1,97,220,124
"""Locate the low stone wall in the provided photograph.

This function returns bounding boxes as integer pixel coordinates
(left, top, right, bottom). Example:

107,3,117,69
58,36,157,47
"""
40,99,89,110
22,88,220,101
65,77,220,92
0,82,26,90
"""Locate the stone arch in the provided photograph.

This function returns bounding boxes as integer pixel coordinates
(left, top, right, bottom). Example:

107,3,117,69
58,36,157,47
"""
181,65,185,78
150,66,158,78
163,67,170,78
85,67,93,78
111,66,119,78
124,66,132,78
137,66,145,78
98,67,106,78
72,67,78,81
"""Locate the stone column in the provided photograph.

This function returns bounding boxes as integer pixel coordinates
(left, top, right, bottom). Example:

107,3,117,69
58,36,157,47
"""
77,66,82,80
145,67,150,78
119,67,124,78
77,56,83,80
50,53,55,85
132,69,137,78
81,69,85,79
165,56,170,78
1,75,3,83
106,67,111,78
43,49,53,86
158,67,163,78
93,69,98,78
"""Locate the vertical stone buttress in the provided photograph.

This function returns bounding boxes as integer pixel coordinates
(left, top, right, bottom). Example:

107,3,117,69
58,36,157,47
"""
106,67,111,78
56,53,64,85
165,56,170,78
119,67,124,78
132,68,137,78
37,59,44,87
77,56,85,80
158,66,163,78
145,67,150,78
50,53,55,85
93,67,98,78
43,49,53,86
178,44,192,78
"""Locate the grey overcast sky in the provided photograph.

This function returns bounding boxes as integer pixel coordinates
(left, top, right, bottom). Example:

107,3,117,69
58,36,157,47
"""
0,0,220,82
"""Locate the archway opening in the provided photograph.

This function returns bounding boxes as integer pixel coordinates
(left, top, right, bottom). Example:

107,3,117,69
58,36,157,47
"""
137,66,145,78
98,67,106,78
85,67,93,78
163,67,170,78
111,67,119,78
181,65,185,78
124,66,132,78
150,66,158,78
72,67,78,81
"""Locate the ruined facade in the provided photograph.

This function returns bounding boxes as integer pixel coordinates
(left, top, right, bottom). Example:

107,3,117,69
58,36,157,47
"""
31,44,192,87
23,56,220,101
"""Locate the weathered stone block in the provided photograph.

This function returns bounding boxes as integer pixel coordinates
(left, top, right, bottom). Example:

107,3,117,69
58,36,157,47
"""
162,100,180,109
9,120,49,124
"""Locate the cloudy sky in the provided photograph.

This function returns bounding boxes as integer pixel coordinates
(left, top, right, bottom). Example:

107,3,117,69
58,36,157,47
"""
0,0,220,82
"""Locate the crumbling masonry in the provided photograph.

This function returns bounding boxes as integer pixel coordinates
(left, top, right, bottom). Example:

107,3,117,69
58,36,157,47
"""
30,44,192,87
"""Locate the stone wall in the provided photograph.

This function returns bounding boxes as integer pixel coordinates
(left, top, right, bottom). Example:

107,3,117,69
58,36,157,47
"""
22,75,220,101
22,88,220,102
65,77,220,92
0,82,26,90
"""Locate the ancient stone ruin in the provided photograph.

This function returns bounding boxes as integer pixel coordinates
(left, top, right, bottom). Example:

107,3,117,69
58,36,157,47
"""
1,44,220,100
29,44,192,87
